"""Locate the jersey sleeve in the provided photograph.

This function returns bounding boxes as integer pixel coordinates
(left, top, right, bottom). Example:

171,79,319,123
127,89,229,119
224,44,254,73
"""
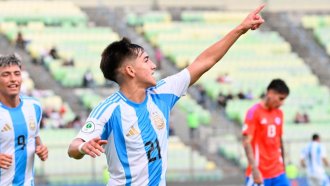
155,68,190,96
76,102,115,142
321,145,327,158
151,68,190,108
242,105,258,136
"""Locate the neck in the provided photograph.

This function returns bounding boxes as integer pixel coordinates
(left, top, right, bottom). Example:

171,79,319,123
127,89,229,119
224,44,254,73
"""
0,95,20,108
120,84,146,103
260,100,271,110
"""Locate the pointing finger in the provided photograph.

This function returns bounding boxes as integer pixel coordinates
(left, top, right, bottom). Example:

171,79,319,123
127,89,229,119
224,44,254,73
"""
253,4,266,15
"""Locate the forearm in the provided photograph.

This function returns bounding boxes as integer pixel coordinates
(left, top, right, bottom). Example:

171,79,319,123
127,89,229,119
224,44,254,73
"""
281,139,285,165
243,140,257,168
188,26,245,85
323,158,329,167
68,138,85,159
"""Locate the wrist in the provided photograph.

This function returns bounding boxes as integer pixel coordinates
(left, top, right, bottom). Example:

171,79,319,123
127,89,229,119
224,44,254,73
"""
78,142,86,155
235,24,248,35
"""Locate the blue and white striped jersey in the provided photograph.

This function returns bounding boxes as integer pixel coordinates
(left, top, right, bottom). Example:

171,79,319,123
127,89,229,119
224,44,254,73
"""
77,69,190,186
0,96,42,186
301,141,327,177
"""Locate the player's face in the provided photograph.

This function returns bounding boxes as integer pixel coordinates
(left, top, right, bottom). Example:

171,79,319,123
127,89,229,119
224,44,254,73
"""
133,51,157,87
266,90,288,109
0,65,22,98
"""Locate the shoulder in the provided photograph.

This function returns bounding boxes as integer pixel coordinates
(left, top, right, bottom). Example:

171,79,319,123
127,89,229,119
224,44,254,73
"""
20,95,41,107
88,92,122,119
246,103,261,120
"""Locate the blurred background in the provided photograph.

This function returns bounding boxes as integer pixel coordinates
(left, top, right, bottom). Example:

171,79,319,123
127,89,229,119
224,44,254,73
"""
1,0,330,185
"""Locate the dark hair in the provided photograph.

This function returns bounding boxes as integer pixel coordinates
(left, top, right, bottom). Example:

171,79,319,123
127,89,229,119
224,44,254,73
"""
100,37,144,83
0,54,22,68
312,133,319,141
267,79,289,95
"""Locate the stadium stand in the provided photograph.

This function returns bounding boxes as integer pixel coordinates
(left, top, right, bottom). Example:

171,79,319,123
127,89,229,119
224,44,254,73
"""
1,1,330,186
0,1,224,185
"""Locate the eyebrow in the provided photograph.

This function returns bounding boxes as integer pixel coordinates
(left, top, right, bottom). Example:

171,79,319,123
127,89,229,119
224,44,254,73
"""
144,55,149,60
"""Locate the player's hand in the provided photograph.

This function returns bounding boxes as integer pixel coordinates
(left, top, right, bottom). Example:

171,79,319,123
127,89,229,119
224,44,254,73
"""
81,137,108,158
0,153,13,169
36,144,48,161
239,4,265,34
252,166,263,184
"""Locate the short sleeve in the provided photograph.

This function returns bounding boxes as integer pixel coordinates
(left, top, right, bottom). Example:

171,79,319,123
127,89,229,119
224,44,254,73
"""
76,117,106,142
242,105,258,136
149,68,190,109
321,145,327,158
152,68,190,97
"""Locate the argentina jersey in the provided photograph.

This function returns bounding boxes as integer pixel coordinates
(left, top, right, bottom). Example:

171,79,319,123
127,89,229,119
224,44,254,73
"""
77,69,190,186
0,96,42,186
301,142,327,177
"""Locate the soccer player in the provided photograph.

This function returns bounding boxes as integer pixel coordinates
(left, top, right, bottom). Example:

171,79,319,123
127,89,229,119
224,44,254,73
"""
301,134,330,186
0,54,48,185
68,5,265,185
242,79,290,186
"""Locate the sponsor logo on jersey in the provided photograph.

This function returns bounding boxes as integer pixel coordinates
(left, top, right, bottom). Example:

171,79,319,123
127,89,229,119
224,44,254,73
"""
126,126,140,137
151,111,165,130
81,121,95,133
261,118,267,125
1,123,12,132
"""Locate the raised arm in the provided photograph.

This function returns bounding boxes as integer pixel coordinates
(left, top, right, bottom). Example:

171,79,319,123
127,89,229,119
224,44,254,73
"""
187,4,265,86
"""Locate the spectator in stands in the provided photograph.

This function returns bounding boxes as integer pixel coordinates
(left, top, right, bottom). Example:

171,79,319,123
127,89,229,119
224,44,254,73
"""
70,115,83,131
82,70,95,88
245,89,254,100
300,133,330,186
49,46,59,59
242,79,290,186
0,54,48,185
154,46,164,70
15,31,26,49
196,84,207,107
187,111,200,140
216,72,232,84
294,111,310,124
68,5,265,185
237,90,246,99
62,57,75,66
217,91,228,108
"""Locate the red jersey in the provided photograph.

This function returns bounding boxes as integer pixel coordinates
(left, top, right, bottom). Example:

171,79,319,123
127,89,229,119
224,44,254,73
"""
242,103,285,179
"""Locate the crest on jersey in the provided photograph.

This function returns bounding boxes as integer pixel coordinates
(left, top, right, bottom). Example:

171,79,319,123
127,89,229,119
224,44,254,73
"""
81,121,95,133
275,117,281,125
261,118,267,124
151,111,165,130
29,117,36,130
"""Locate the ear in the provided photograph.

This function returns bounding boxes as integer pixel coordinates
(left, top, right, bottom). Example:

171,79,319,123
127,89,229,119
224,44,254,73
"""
125,65,135,78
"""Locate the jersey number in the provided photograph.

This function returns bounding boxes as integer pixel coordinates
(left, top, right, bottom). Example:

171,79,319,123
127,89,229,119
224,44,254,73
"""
145,139,162,163
17,135,26,150
267,124,276,138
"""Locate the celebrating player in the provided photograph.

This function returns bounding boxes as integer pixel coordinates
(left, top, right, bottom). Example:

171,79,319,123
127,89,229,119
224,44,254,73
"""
0,54,48,185
68,5,265,185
